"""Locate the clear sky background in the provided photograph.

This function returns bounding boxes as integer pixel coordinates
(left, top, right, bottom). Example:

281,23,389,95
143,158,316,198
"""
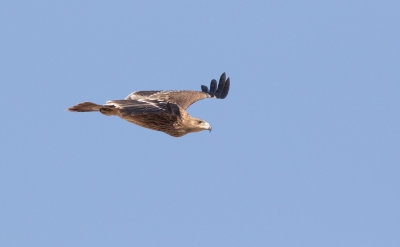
1,0,399,246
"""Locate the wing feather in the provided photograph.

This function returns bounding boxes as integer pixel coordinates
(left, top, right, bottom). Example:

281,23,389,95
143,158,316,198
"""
200,72,230,99
125,90,210,110
107,99,174,117
124,73,230,109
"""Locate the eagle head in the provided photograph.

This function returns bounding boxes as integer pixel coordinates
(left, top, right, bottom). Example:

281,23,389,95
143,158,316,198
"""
181,116,212,134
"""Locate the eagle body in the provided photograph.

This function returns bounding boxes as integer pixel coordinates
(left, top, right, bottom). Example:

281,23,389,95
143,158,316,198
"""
122,108,196,137
68,73,230,137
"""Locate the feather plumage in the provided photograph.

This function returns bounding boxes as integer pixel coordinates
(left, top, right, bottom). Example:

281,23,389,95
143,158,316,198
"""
68,72,230,137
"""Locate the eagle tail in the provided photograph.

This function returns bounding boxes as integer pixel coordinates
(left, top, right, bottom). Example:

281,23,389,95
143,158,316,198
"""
67,102,103,112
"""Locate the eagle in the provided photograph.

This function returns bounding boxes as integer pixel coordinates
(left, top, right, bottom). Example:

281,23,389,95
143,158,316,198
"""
67,72,230,137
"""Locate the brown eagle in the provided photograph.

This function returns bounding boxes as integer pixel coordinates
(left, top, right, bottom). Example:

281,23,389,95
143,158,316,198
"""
67,72,230,137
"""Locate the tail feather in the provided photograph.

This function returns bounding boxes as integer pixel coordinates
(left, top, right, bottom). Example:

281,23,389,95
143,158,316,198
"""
67,102,102,112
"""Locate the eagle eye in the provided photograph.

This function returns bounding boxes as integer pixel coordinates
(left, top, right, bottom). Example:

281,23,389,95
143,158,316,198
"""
197,120,203,124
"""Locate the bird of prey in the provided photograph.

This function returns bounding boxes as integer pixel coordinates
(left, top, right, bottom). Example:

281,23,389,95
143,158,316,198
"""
67,72,230,137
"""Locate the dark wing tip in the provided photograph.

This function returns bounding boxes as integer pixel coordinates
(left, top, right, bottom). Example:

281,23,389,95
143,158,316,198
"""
220,72,226,83
214,72,227,98
202,72,230,99
209,79,217,96
220,77,230,99
201,85,209,92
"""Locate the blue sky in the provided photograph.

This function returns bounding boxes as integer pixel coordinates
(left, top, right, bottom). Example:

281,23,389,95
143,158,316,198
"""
1,0,399,246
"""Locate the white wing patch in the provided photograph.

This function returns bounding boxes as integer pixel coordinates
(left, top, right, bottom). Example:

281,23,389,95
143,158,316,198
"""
125,90,186,101
106,99,166,109
105,98,175,116
136,98,164,109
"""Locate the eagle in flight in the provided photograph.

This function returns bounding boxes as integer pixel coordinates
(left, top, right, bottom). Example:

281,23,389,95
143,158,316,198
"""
68,72,230,137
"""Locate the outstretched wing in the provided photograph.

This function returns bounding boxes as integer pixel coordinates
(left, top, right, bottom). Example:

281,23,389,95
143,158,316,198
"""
125,72,230,109
106,99,180,117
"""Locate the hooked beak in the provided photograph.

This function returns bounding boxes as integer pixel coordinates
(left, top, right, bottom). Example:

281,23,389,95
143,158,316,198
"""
199,121,212,133
208,126,212,133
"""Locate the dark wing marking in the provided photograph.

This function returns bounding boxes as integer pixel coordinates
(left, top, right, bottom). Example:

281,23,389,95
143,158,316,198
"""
200,72,230,99
125,72,230,109
106,99,179,117
166,102,181,117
